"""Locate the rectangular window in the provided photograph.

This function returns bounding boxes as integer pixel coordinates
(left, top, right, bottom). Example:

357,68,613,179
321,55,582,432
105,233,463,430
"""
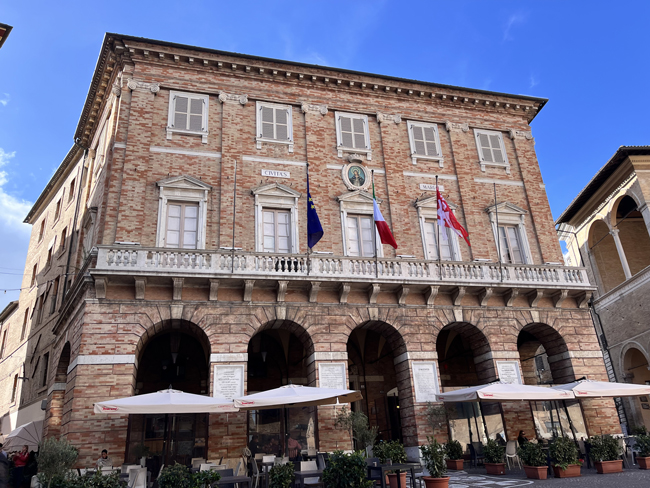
60,227,67,253
262,209,291,253
93,121,109,175
474,129,509,173
346,214,375,257
167,91,209,142
42,352,49,388
165,202,199,249
46,247,53,269
335,112,371,158
256,102,293,150
38,219,46,242
498,225,524,264
0,330,7,359
30,264,38,287
36,295,44,324
408,121,443,165
54,199,62,222
21,308,29,341
11,374,18,403
68,178,76,203
50,277,60,314
424,221,454,261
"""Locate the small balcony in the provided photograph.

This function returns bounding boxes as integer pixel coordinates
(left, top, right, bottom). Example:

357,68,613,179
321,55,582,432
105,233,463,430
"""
91,245,594,306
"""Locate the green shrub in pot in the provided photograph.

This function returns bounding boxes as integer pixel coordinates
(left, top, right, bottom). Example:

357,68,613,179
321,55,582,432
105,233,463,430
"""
322,451,372,488
444,440,463,461
268,463,294,488
549,436,580,470
636,434,650,458
373,440,407,465
588,435,622,462
483,439,504,464
420,437,447,479
517,442,546,467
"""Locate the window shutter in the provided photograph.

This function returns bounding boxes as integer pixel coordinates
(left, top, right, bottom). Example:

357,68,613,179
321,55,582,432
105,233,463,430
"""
423,126,439,156
339,116,354,148
189,99,204,131
352,118,366,149
261,106,275,139
489,134,505,163
275,108,289,140
174,96,188,129
478,133,492,162
412,126,426,155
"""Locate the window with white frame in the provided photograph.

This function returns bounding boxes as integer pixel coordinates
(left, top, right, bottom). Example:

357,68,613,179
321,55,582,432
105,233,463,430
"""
262,209,291,253
407,121,444,166
416,196,462,261
156,176,212,250
336,191,383,258
486,202,531,265
474,129,510,174
92,119,110,176
166,91,209,143
335,112,371,159
256,101,293,152
252,183,301,254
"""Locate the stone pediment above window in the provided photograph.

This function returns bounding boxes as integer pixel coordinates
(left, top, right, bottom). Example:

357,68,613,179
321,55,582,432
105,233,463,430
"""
485,202,527,225
337,190,381,213
415,196,457,219
156,175,213,191
251,182,302,199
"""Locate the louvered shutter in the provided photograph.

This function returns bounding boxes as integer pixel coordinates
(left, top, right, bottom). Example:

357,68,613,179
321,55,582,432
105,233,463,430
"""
275,107,289,140
478,133,493,162
261,106,275,139
189,99,204,131
412,126,426,155
174,96,189,129
423,126,439,156
352,118,366,148
339,116,354,147
489,134,505,163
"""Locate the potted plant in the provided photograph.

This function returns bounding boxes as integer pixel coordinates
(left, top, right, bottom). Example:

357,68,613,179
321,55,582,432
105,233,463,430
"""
322,450,372,488
517,442,547,480
268,463,294,488
549,436,581,478
373,440,408,488
635,433,650,469
335,407,379,454
443,440,464,470
158,463,191,488
36,437,79,488
132,443,152,467
420,437,449,488
589,435,623,474
483,439,505,475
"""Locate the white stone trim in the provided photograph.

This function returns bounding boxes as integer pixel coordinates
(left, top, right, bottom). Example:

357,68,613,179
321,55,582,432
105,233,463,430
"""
255,101,294,152
474,177,524,187
47,382,66,395
242,155,306,167
406,120,444,166
474,128,511,174
403,171,457,181
113,142,127,149
338,192,384,258
150,146,221,158
416,197,462,261
307,351,348,364
335,111,372,160
252,183,301,253
473,350,520,364
547,350,603,364
487,202,532,265
67,354,136,374
394,351,438,365
210,353,248,363
166,90,210,143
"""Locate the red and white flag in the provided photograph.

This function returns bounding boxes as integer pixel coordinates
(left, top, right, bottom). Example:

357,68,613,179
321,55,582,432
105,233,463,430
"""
437,186,470,246
372,181,397,249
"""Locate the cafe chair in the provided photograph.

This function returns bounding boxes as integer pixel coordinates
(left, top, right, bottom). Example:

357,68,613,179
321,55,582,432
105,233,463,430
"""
262,455,276,464
216,469,234,488
468,444,484,468
366,458,382,486
300,461,323,488
505,441,521,469
251,458,263,488
192,458,206,469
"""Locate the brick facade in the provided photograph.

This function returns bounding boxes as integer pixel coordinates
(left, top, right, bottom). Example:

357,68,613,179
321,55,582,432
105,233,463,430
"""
0,33,619,465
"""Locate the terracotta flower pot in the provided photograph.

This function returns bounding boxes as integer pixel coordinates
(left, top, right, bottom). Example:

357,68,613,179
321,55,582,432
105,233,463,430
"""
523,465,547,480
445,459,464,470
595,460,623,474
387,472,407,488
552,464,581,478
638,456,650,470
484,463,505,475
422,476,450,488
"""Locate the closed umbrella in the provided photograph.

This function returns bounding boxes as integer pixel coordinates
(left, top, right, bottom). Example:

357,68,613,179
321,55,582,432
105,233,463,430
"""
552,379,650,398
94,388,238,414
437,381,575,402
4,420,43,452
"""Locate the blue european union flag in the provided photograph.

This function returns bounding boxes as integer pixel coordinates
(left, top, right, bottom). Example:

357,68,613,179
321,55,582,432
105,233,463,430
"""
307,176,323,249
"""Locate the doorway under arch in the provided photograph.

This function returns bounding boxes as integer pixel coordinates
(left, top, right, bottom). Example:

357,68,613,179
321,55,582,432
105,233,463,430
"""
623,347,650,429
126,321,211,467
46,342,71,437
588,219,626,292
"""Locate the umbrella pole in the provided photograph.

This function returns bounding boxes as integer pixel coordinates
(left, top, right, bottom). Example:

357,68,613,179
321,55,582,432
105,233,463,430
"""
284,406,289,458
562,400,579,443
478,401,490,441
465,404,474,444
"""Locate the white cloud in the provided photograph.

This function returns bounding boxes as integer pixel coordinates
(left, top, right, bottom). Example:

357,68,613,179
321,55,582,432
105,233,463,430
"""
529,73,539,89
503,13,526,42
0,148,33,230
0,93,9,106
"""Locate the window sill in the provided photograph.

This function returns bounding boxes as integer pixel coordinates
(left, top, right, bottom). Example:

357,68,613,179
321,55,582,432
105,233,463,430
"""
479,160,511,175
255,137,294,153
166,127,208,144
337,147,372,160
411,154,444,167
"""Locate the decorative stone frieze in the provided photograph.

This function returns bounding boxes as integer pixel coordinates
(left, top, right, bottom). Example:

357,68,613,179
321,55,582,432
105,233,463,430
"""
301,103,328,115
509,129,534,140
377,112,402,125
126,79,160,94
218,92,248,105
445,121,469,133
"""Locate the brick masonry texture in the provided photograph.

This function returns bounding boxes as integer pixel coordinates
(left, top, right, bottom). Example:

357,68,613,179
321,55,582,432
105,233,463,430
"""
0,34,618,466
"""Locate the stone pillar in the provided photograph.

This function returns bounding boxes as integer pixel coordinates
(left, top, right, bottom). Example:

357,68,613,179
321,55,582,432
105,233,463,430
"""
610,228,632,279
43,383,66,437
208,353,248,459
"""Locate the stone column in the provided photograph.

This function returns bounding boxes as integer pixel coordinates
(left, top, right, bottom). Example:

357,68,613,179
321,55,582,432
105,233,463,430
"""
610,228,632,279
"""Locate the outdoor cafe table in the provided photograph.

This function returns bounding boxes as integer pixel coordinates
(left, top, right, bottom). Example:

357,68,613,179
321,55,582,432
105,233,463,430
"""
294,469,323,488
212,475,252,488
259,461,274,488
373,463,419,488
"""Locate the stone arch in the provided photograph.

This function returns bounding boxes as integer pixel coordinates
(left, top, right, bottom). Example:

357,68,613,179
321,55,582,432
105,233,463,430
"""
621,345,650,429
518,323,574,384
611,194,650,276
622,344,650,381
45,342,71,437
588,219,625,292
436,321,495,387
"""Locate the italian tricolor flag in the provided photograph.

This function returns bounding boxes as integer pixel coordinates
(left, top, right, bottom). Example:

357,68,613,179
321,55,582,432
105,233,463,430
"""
372,180,398,249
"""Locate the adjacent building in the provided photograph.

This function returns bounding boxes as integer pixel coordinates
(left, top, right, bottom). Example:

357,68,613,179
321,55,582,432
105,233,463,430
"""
557,146,650,431
0,33,617,466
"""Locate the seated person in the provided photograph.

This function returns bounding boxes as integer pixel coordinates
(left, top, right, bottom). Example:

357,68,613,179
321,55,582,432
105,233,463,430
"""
517,430,529,448
96,449,112,468
287,432,303,460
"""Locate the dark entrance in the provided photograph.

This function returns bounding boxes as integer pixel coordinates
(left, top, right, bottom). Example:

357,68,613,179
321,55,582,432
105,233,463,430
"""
126,327,210,466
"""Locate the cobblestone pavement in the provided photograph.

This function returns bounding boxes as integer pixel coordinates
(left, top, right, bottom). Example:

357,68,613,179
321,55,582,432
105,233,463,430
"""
445,467,650,487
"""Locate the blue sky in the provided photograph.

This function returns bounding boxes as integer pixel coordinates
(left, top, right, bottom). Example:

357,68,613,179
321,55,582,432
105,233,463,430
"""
0,0,648,309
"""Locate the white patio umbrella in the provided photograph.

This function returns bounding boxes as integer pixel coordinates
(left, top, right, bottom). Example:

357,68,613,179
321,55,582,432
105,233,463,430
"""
234,384,362,409
94,388,238,414
437,381,575,402
3,420,43,452
552,379,650,398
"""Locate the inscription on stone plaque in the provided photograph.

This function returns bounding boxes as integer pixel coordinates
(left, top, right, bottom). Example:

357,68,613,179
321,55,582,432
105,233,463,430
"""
412,362,439,403
419,184,444,192
262,169,290,178
213,364,244,399
318,363,346,390
496,360,522,384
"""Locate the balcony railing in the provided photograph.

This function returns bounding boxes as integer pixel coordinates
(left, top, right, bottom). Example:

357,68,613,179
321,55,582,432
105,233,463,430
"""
93,245,592,289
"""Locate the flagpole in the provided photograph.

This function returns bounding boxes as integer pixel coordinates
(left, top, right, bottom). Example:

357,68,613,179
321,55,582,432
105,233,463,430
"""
436,176,442,278
306,162,311,276
493,182,503,282
372,170,379,278
231,159,237,273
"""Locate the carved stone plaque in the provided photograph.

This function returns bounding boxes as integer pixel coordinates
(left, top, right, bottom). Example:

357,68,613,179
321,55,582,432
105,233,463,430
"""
318,362,347,390
496,360,522,385
412,362,439,403
213,365,244,399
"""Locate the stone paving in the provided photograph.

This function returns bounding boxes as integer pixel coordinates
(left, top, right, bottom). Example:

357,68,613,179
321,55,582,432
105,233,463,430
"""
444,467,650,487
